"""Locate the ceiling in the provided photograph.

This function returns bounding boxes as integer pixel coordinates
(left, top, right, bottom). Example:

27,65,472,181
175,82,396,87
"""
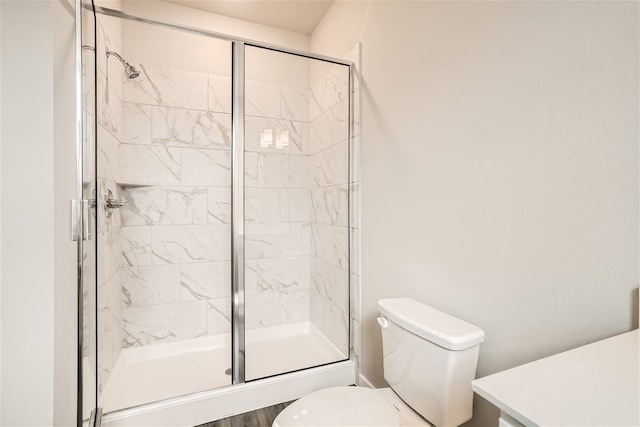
162,0,334,35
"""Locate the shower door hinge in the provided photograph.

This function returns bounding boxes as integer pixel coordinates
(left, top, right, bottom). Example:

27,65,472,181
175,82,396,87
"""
70,199,92,241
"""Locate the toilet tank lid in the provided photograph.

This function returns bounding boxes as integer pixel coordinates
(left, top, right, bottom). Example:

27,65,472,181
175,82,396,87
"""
378,298,485,350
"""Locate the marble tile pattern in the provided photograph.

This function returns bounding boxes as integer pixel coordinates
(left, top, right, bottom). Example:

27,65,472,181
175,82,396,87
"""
307,60,352,358
117,62,329,347
95,47,355,362
118,63,236,347
95,17,124,395
347,44,362,382
82,37,98,393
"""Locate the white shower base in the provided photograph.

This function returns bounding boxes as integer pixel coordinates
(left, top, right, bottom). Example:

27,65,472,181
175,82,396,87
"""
100,321,349,417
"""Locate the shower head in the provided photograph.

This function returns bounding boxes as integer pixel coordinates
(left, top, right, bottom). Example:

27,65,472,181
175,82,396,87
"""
124,63,140,79
106,49,140,79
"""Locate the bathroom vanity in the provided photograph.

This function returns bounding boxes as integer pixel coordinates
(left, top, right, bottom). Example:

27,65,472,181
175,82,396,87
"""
472,329,639,427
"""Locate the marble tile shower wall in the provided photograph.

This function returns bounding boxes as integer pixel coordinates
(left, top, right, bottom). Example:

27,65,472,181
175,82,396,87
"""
348,44,362,381
117,67,232,347
243,79,313,332
116,65,318,347
308,64,352,355
96,17,125,393
82,19,98,407
95,39,353,383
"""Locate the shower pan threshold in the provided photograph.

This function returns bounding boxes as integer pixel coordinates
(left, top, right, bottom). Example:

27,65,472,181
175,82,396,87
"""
100,321,346,414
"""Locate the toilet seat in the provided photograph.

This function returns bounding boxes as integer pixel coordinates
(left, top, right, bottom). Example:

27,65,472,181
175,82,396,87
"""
273,386,400,427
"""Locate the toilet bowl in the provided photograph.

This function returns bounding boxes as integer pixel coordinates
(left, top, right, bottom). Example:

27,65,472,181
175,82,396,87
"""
273,386,430,427
272,298,485,427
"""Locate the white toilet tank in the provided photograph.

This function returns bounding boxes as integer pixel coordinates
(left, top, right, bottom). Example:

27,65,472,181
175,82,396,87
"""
377,298,485,427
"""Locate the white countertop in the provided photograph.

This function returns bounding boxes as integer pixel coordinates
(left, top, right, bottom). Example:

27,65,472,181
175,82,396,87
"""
472,330,639,427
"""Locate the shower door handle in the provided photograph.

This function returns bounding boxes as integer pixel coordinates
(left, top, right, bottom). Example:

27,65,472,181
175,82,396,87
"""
82,199,91,240
71,199,92,241
70,199,79,241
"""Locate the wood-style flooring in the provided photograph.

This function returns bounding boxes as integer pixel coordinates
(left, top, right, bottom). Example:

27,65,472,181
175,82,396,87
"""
196,401,294,427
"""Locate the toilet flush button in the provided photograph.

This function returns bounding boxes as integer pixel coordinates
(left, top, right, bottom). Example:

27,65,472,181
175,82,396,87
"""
377,316,389,329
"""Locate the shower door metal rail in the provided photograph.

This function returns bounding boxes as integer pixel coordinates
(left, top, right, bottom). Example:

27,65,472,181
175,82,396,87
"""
75,0,98,426
90,5,353,67
77,4,354,425
231,40,246,384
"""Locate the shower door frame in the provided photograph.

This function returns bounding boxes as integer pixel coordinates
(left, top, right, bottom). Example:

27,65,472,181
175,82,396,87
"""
76,4,355,426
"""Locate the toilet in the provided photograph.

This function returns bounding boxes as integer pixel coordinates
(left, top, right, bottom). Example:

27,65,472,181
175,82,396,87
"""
273,298,485,427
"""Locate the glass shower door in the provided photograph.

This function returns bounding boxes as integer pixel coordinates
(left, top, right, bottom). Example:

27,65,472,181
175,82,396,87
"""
243,46,351,380
93,11,234,413
79,0,98,422
85,7,355,417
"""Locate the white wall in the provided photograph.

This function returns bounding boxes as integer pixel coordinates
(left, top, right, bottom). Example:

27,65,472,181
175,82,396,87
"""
53,0,79,425
117,0,310,86
0,1,3,420
312,2,639,426
120,0,309,51
0,1,77,425
1,1,55,424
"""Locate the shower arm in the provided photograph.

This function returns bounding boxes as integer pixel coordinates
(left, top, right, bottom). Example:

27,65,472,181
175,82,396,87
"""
105,49,140,80
106,49,127,67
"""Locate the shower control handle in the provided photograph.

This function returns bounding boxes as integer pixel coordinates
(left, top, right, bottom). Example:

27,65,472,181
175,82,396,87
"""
106,198,126,209
104,189,127,218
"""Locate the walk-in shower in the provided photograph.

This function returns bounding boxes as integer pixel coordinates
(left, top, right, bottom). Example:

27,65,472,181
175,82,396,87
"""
77,2,360,426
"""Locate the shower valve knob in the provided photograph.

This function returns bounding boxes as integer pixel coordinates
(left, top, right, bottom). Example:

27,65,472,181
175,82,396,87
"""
106,198,127,209
104,189,127,218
